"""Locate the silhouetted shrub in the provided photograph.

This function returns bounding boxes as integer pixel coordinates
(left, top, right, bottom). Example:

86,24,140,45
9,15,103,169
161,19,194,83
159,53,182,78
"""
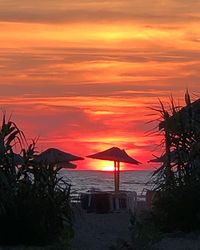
152,92,200,232
153,183,200,232
0,116,73,246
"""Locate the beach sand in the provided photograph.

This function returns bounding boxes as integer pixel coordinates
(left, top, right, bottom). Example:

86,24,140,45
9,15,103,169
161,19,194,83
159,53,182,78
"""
71,205,131,250
154,234,200,250
70,205,200,250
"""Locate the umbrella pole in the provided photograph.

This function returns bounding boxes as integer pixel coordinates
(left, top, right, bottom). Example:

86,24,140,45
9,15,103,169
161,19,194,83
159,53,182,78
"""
116,161,120,192
114,161,117,192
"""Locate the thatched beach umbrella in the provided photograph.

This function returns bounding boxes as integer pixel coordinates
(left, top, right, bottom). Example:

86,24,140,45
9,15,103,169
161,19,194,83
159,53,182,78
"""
149,150,188,165
34,148,84,170
148,155,164,163
57,162,77,169
148,152,177,163
87,147,141,192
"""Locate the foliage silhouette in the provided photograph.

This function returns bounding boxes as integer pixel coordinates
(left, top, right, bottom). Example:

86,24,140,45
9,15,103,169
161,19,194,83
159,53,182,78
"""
0,115,73,246
152,91,200,231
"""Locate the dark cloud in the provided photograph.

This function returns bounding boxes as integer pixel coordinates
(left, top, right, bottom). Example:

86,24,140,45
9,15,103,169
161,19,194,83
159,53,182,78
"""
0,0,200,24
0,47,200,98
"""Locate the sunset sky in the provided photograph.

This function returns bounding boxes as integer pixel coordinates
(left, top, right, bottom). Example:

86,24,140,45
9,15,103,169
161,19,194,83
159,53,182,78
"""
1,0,200,170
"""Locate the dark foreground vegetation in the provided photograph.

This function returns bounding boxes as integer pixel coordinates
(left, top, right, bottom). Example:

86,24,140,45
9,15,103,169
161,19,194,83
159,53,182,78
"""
152,91,200,232
0,116,72,246
112,91,200,250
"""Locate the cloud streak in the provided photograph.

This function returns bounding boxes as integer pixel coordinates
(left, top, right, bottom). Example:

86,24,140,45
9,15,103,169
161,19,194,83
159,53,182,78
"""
0,0,200,25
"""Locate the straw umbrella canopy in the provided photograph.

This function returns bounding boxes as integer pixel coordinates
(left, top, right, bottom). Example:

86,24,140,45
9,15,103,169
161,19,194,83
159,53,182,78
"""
149,149,188,164
148,153,175,163
33,148,83,170
57,162,77,169
87,147,141,192
148,156,164,163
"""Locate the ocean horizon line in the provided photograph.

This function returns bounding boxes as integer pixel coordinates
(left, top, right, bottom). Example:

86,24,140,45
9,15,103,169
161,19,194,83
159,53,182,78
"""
63,169,154,172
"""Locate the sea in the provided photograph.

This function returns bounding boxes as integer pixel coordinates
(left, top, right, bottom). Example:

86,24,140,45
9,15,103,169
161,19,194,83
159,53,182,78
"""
60,170,154,196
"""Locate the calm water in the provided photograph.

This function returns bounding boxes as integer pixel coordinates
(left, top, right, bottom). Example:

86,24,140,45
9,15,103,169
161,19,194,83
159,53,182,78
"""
60,170,153,195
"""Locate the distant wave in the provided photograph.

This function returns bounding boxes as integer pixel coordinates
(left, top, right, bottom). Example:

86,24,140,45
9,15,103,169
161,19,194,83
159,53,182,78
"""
60,170,153,194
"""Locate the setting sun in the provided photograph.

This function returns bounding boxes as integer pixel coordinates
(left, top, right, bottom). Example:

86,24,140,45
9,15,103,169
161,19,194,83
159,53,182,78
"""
91,160,116,171
101,165,114,171
87,159,126,172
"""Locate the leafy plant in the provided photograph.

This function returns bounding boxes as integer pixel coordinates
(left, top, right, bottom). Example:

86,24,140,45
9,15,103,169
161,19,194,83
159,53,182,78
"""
0,115,73,246
151,91,200,232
